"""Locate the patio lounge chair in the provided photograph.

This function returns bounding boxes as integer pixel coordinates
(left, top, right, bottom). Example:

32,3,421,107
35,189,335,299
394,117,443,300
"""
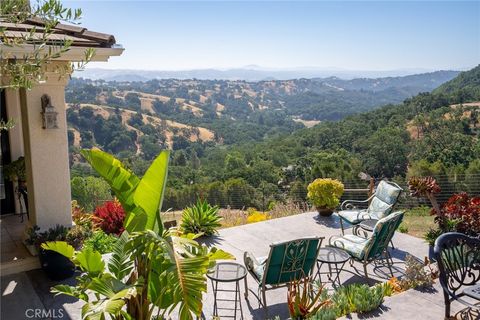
243,236,323,313
329,211,404,278
434,232,480,319
337,180,402,235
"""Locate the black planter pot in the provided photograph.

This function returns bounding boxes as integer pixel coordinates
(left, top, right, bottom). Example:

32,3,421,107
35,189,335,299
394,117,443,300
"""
39,249,75,281
316,207,334,217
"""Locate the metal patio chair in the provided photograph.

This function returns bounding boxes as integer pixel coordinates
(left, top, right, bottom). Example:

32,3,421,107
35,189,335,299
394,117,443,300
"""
329,211,404,278
243,236,323,314
434,232,480,319
337,180,402,235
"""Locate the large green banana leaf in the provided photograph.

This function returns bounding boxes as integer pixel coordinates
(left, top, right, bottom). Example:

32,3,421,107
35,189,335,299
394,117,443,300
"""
81,149,169,233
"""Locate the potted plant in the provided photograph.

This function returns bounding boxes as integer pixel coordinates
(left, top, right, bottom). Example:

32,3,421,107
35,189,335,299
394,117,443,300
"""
24,225,40,256
307,178,344,217
36,225,76,280
4,157,27,212
3,156,26,184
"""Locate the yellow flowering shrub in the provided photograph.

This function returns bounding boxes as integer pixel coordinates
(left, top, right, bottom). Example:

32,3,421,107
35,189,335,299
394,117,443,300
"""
247,211,269,223
307,178,344,209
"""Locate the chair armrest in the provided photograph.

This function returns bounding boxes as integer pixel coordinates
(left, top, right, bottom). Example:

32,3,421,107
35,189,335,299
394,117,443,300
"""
328,235,346,249
341,198,369,210
243,251,264,272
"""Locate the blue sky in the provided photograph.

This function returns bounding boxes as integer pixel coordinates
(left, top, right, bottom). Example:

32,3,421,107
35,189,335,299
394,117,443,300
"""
65,1,479,71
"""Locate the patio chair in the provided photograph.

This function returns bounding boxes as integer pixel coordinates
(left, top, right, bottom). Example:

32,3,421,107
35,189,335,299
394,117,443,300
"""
434,232,480,319
243,236,323,313
337,180,402,235
329,211,404,278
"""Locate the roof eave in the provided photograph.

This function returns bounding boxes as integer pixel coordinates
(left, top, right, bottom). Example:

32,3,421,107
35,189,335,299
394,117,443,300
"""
0,43,124,62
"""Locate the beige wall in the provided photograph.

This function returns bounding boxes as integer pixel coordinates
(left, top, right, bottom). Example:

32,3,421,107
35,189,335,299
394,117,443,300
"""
12,64,73,229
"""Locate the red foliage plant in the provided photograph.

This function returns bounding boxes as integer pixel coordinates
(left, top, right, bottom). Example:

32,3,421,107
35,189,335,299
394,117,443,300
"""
93,199,126,235
440,192,480,236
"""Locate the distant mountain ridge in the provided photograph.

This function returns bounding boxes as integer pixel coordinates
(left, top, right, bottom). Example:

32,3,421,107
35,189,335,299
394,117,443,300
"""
65,69,462,154
73,67,459,82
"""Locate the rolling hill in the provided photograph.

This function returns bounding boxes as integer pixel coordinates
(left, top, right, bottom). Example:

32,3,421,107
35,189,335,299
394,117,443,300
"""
65,69,461,160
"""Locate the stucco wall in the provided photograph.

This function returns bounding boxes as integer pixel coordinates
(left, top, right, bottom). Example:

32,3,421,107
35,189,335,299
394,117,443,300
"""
15,65,73,229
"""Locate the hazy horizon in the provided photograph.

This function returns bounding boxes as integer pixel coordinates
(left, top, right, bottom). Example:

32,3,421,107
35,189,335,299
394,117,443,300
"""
73,65,466,82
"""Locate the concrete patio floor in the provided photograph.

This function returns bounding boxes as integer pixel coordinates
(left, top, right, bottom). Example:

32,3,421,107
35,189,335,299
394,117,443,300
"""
0,212,472,319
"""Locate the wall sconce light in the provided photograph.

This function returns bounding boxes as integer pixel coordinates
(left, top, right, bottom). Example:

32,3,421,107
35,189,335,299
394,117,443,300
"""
41,94,58,129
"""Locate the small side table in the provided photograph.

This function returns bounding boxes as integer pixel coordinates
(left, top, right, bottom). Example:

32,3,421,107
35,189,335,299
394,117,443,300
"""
316,247,350,288
207,262,247,319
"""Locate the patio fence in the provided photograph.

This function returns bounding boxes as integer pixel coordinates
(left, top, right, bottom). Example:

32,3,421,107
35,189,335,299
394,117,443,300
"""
341,174,480,210
91,175,480,212
158,174,480,212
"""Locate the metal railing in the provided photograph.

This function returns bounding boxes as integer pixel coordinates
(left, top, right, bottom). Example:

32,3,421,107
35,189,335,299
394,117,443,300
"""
83,175,480,213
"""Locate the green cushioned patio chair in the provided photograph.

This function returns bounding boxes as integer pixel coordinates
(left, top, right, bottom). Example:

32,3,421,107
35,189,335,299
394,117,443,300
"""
243,236,323,313
337,180,402,235
329,211,404,278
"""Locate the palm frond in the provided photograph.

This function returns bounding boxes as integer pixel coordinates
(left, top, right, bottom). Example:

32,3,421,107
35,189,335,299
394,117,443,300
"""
108,231,133,280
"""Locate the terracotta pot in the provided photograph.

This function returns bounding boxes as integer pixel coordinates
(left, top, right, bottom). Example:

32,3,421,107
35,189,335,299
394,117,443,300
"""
316,207,334,217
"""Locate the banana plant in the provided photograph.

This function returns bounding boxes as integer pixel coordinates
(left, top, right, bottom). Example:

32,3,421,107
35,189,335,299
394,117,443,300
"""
80,148,169,233
43,149,234,320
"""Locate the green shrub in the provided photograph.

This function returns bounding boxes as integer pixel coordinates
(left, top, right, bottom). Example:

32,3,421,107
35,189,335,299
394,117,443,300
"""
82,230,118,254
307,178,344,209
181,199,222,236
424,227,443,246
398,223,409,233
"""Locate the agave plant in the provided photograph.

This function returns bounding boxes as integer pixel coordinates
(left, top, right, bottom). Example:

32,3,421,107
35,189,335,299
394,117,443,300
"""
43,149,234,320
181,199,222,236
287,277,330,319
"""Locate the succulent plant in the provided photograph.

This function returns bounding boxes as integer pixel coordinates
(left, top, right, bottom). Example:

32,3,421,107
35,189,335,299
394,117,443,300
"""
287,277,330,319
181,199,222,236
408,176,441,215
408,176,441,198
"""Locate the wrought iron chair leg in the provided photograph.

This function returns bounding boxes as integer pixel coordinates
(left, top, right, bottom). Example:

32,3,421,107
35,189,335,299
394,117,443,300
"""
262,287,268,317
340,218,345,235
363,261,369,279
385,251,394,277
443,291,450,319
244,276,248,299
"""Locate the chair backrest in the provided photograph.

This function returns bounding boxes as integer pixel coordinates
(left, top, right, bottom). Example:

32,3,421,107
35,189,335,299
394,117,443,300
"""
367,181,402,219
434,232,480,297
365,211,404,261
263,237,323,286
